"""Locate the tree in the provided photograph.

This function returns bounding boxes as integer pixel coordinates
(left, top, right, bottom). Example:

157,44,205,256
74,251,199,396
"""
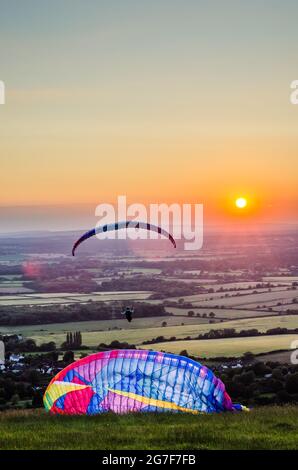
238,371,256,386
242,351,255,363
180,350,189,357
272,369,283,381
63,350,74,363
285,373,298,394
32,390,44,408
23,339,37,352
25,370,41,386
64,331,82,349
39,341,56,352
11,393,20,405
253,362,272,377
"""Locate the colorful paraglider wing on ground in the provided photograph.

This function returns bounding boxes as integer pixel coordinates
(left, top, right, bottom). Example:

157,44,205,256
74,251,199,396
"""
72,221,176,256
44,350,246,415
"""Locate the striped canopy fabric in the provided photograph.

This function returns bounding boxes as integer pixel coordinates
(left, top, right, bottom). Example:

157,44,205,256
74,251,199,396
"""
44,350,246,415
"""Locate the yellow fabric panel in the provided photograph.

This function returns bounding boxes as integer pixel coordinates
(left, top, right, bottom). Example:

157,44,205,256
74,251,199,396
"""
44,381,90,410
108,388,199,415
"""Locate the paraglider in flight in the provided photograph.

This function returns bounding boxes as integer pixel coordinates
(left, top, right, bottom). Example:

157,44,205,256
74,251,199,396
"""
72,221,176,256
122,306,134,323
44,349,248,415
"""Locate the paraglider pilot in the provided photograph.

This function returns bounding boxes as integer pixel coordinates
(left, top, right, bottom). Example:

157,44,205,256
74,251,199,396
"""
122,306,134,323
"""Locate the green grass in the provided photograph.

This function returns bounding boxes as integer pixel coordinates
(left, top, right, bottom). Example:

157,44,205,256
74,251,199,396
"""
166,307,281,318
0,407,297,450
7,314,296,349
144,334,298,357
0,291,152,306
164,289,296,309
0,315,209,337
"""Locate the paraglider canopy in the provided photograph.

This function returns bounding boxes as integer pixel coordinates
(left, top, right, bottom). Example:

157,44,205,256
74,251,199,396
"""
44,350,247,415
72,220,176,256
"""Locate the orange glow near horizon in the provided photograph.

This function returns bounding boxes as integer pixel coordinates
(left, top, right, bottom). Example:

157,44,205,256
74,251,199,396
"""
0,4,298,231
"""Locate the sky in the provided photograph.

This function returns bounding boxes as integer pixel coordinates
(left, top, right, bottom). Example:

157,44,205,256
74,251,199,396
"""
0,1,297,232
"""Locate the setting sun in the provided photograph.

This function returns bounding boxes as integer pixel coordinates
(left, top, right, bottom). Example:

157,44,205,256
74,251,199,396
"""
235,197,248,209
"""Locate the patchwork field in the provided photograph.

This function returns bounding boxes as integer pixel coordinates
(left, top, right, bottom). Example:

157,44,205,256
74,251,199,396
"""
263,276,298,285
144,334,297,358
165,307,280,319
0,291,152,306
1,263,297,359
0,275,33,294
201,281,283,290
0,314,210,337
6,315,297,350
139,287,296,309
192,289,297,308
164,287,291,304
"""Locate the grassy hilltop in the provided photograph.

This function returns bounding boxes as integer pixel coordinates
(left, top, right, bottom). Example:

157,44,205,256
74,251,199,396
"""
0,406,297,450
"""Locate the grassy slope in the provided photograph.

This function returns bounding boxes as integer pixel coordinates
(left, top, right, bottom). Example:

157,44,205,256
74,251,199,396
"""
0,407,297,450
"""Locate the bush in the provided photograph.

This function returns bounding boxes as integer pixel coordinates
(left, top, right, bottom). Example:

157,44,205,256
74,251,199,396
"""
255,393,277,406
285,373,298,394
63,350,74,363
238,371,256,386
179,350,189,357
253,362,272,377
11,394,20,405
272,369,283,381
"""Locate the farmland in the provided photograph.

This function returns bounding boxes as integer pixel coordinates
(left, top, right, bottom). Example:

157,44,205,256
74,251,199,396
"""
144,334,298,358
0,314,210,337
4,314,297,349
0,291,152,306
0,275,33,294
0,230,298,423
0,230,297,361
164,288,297,308
165,307,282,319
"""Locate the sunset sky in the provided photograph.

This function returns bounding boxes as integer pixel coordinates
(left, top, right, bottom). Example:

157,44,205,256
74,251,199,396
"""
0,1,297,232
